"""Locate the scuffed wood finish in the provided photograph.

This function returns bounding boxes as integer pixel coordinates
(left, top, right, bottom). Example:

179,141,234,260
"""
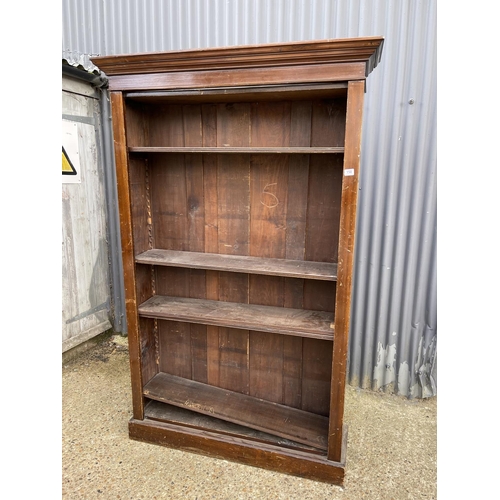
138,295,334,341
129,146,344,153
110,91,146,420
144,400,323,454
328,80,365,462
129,418,347,484
125,82,348,104
106,62,366,92
135,249,338,281
92,36,383,76
143,372,329,450
97,37,382,487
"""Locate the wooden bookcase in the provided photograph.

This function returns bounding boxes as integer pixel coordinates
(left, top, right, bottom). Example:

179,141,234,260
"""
92,37,383,485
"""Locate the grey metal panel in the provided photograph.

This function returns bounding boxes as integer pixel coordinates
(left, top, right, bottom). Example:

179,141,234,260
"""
351,1,437,398
62,0,437,398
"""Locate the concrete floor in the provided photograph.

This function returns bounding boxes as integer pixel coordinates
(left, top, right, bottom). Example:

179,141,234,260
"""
62,334,437,499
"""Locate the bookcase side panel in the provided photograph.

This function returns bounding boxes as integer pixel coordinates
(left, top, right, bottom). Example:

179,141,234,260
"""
110,91,145,419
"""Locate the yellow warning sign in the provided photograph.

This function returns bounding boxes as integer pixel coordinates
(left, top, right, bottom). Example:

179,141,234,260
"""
62,120,81,183
62,146,77,175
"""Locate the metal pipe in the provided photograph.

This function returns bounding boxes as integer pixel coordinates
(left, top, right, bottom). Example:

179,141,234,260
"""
99,86,127,334
62,62,108,88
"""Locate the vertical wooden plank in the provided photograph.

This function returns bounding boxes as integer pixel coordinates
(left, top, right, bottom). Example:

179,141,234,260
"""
285,156,309,259
248,331,283,401
281,101,313,408
185,154,205,252
301,281,334,416
310,98,347,147
248,275,284,402
205,275,220,387
282,278,304,409
189,268,208,384
137,318,157,386
182,104,208,383
301,339,333,417
128,157,151,255
151,154,192,381
216,103,251,394
202,105,219,253
185,157,208,383
110,91,145,419
303,280,337,314
156,268,192,379
202,104,221,387
157,320,193,378
251,101,291,146
217,102,251,148
218,272,250,394
151,154,187,250
302,120,342,418
305,155,344,263
124,101,148,148
148,103,183,146
216,103,251,258
155,265,207,383
217,156,250,255
282,335,303,409
249,154,289,258
150,103,186,250
153,104,200,378
183,105,205,253
248,102,291,404
328,80,365,462
286,101,312,260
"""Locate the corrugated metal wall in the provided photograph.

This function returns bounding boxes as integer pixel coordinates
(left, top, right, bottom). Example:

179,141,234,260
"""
62,0,437,398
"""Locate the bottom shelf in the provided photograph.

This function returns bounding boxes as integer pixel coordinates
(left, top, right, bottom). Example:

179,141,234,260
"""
143,372,329,450
145,400,323,455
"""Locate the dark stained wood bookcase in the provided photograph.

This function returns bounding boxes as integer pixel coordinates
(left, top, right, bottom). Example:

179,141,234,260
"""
92,37,383,485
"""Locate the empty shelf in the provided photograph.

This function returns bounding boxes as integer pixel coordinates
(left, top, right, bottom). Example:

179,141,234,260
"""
138,295,334,341
128,146,344,154
143,372,329,450
135,249,337,281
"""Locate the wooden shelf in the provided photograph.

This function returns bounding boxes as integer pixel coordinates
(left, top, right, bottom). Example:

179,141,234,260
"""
138,295,334,341
143,372,329,450
144,400,324,454
128,146,344,154
123,82,348,104
135,249,338,281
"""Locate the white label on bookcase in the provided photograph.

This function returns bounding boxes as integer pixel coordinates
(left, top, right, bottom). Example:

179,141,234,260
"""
344,168,355,177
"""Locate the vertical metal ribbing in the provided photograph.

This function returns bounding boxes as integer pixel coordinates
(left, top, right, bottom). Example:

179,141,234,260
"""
64,0,438,399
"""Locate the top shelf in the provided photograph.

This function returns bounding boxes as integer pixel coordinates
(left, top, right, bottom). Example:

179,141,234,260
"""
128,146,344,154
124,82,348,104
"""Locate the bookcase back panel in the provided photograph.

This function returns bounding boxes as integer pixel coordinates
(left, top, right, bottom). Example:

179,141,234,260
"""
151,263,332,416
138,317,158,386
153,268,336,311
128,157,152,255
125,99,347,149
157,318,332,416
146,154,343,262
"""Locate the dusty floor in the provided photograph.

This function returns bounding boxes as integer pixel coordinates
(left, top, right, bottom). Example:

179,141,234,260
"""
62,334,437,499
